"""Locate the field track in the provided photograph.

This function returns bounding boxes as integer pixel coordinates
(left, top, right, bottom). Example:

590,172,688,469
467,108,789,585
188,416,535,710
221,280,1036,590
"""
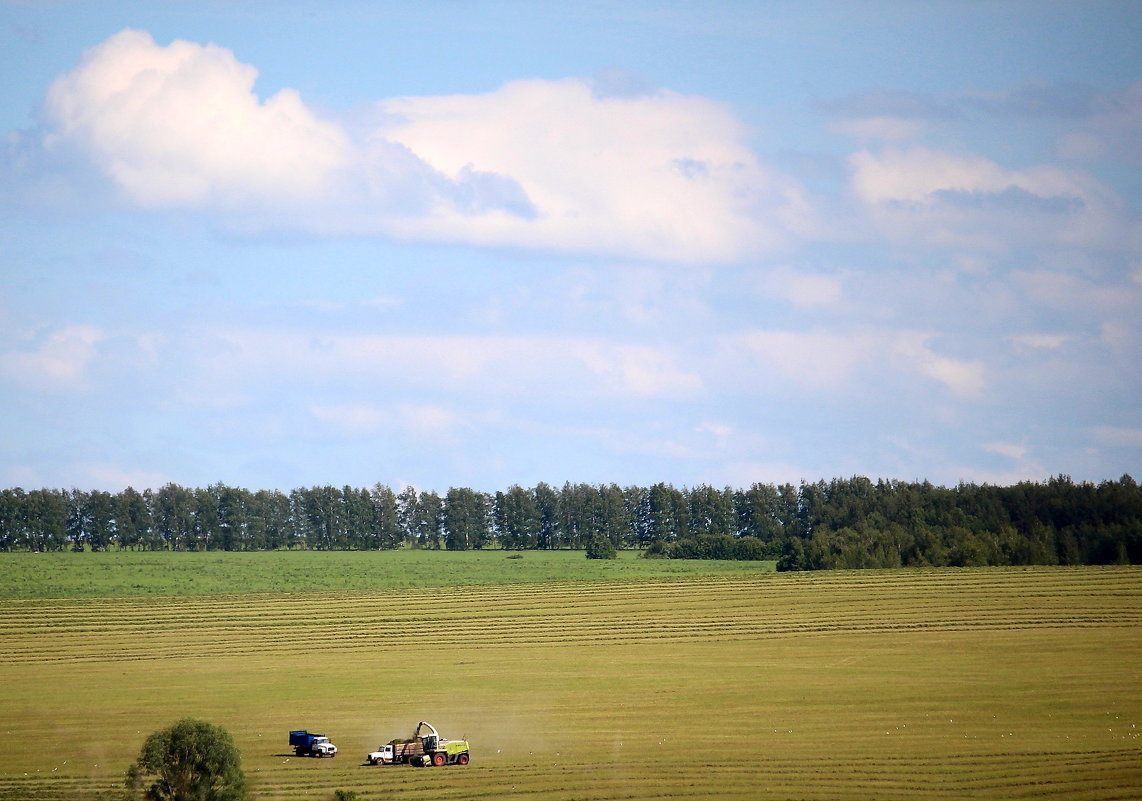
1,565,1140,800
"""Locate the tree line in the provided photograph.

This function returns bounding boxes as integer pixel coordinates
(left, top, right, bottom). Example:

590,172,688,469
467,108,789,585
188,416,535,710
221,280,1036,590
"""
0,475,1139,569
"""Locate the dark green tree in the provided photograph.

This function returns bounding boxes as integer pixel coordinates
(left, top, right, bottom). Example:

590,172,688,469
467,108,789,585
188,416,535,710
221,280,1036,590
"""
534,482,561,549
343,486,376,548
212,484,249,551
155,484,196,550
124,718,249,801
416,490,444,549
26,488,68,551
444,487,489,550
369,484,402,549
0,488,27,551
494,485,540,549
647,482,680,542
559,483,598,549
116,487,154,551
585,530,617,559
192,487,220,551
396,485,421,547
597,483,631,548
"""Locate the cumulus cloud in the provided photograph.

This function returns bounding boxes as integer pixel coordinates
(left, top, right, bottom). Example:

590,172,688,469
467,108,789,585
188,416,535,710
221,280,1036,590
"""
375,77,803,260
33,29,806,262
43,29,352,208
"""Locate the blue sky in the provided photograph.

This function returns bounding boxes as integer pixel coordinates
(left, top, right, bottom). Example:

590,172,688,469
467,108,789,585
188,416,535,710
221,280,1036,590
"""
2,0,1140,493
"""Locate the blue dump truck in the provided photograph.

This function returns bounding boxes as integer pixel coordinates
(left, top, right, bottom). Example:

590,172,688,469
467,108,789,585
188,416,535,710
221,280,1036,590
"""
289,730,338,758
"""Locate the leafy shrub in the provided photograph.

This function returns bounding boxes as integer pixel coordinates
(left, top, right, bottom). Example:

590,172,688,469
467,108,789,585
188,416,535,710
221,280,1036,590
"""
585,532,617,559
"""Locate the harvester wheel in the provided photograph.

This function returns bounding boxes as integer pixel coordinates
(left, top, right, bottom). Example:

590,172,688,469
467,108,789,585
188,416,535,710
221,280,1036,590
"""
458,753,470,765
432,752,446,766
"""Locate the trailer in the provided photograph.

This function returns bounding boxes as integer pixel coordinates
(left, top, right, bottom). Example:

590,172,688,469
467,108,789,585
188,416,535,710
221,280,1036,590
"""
367,722,469,767
289,730,338,758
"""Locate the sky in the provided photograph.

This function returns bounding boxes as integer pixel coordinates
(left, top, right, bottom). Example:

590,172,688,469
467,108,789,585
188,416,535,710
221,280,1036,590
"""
1,0,1140,495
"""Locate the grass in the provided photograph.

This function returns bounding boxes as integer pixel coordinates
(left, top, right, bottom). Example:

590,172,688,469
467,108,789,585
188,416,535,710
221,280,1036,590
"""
0,557,1140,800
0,548,774,599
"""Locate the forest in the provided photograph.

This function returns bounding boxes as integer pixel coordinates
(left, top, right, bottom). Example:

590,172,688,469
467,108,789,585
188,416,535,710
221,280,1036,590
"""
0,475,1139,569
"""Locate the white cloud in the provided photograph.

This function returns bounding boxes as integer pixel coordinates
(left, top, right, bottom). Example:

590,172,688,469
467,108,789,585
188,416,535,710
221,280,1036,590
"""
891,333,985,399
729,329,870,390
848,146,1129,251
202,329,703,401
982,441,1028,460
1014,269,1139,323
727,328,984,398
311,402,468,440
1,324,105,389
375,77,804,261
43,29,351,208
36,29,807,262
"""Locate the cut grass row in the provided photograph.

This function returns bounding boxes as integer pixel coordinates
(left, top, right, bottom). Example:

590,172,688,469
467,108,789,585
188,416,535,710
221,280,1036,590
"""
0,563,1140,800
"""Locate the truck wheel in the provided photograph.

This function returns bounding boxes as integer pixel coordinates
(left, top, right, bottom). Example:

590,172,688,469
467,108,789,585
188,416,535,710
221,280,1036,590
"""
457,753,469,765
432,752,446,766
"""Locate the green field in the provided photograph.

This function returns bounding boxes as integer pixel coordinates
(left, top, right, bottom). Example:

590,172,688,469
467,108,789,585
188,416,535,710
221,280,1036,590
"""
1,555,1140,800
0,548,774,599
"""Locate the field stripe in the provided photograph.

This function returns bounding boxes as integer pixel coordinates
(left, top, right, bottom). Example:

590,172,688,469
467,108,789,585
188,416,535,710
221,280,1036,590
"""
3,569,1140,666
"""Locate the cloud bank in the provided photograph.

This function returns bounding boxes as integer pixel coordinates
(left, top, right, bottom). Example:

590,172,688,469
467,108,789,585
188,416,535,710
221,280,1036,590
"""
38,29,805,262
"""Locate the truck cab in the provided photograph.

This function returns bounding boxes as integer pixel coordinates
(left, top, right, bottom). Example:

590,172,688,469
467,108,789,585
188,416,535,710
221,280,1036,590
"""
367,744,396,765
308,736,337,758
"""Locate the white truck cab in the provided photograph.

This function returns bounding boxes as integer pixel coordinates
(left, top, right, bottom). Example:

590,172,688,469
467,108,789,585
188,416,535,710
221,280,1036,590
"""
310,736,337,757
367,744,396,765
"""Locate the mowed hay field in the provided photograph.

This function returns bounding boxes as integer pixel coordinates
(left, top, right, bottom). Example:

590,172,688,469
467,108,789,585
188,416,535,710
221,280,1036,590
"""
1,562,1141,800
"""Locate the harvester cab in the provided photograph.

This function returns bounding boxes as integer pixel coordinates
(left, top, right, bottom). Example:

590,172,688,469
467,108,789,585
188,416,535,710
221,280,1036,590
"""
414,721,440,751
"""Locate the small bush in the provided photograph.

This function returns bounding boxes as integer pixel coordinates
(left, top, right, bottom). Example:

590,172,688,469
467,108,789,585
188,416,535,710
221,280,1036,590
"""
585,532,617,559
